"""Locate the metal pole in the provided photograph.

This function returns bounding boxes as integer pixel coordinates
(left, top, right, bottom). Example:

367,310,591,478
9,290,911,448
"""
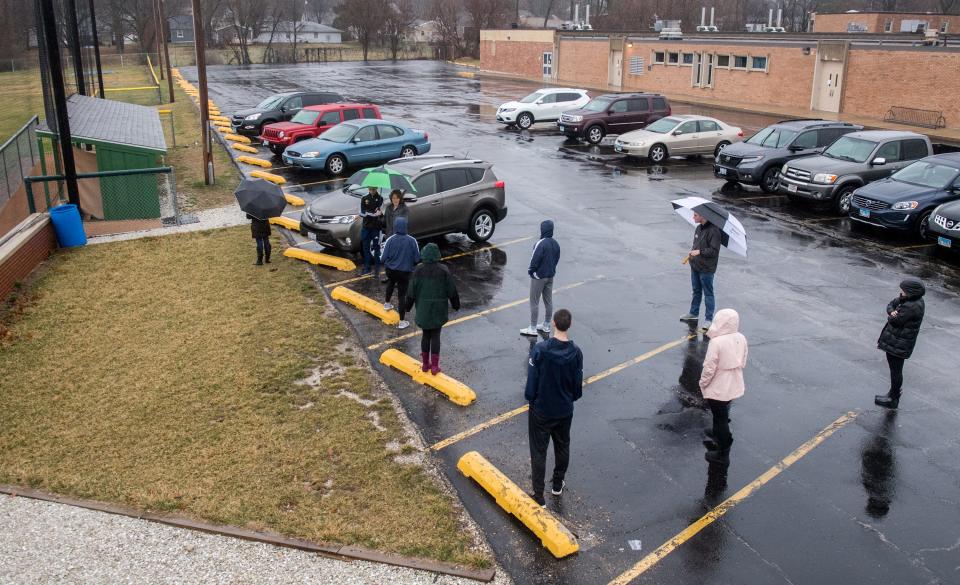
153,0,165,80
87,0,105,98
40,0,81,208
65,0,87,95
159,0,175,101
191,0,212,184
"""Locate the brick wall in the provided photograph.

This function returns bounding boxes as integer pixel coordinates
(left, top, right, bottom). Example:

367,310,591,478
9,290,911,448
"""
479,39,553,78
813,12,960,33
557,37,609,88
0,215,57,303
842,48,960,128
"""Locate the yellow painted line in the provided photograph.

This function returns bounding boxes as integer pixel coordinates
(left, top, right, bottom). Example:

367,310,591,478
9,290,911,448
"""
104,86,159,92
232,143,258,154
323,236,533,289
237,155,272,168
380,349,476,406
894,243,935,250
284,247,356,271
249,170,287,185
284,193,305,206
608,410,859,585
430,335,694,451
270,216,300,231
332,286,399,324
458,451,579,558
366,278,596,351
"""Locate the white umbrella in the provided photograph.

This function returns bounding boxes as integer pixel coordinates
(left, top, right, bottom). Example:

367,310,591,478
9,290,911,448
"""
671,196,748,257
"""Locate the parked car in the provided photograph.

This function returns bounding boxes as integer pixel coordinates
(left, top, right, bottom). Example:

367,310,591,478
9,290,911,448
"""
558,93,672,145
231,91,343,136
282,120,431,175
779,130,933,213
260,103,381,155
928,198,960,251
848,153,960,238
496,88,590,130
613,115,743,162
299,155,508,252
714,119,862,193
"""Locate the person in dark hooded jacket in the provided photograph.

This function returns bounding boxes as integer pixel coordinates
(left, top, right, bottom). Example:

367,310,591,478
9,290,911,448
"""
246,213,271,265
405,243,460,375
521,220,560,337
380,216,420,330
524,308,583,506
875,278,925,409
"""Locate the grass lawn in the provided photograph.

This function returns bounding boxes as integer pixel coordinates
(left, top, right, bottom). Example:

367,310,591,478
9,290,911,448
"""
0,227,488,567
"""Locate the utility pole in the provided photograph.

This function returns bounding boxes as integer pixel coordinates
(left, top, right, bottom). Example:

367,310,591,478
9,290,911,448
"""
159,0,175,101
39,0,81,208
64,0,86,95
191,0,213,184
87,0,105,98
153,0,165,79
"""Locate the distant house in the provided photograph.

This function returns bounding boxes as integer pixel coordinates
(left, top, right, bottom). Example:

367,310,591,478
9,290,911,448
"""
251,21,342,44
408,19,441,43
168,15,194,44
517,9,565,29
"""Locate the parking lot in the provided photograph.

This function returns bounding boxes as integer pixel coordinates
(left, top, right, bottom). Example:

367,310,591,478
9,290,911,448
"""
184,61,960,585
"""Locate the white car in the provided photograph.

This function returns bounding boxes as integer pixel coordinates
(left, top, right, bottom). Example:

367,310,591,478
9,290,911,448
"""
496,88,590,130
614,115,744,163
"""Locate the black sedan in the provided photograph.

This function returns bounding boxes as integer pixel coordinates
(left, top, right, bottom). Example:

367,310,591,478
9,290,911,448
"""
849,153,960,238
929,199,960,251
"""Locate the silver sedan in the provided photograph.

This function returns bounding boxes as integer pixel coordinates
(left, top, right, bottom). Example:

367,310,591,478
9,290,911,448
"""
614,115,744,163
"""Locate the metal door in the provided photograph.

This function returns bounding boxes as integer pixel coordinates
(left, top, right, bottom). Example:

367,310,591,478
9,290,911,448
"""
609,50,623,88
813,60,843,113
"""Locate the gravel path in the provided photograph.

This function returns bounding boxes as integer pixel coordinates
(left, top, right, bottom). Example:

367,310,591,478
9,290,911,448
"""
87,204,248,245
0,496,512,585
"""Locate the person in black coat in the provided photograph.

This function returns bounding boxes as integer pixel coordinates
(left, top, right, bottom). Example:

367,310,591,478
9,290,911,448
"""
247,214,271,265
875,279,925,408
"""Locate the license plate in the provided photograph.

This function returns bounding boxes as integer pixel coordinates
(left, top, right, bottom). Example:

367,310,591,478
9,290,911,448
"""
558,125,564,131
614,143,622,152
717,167,727,176
938,236,952,248
859,208,871,218
787,183,798,193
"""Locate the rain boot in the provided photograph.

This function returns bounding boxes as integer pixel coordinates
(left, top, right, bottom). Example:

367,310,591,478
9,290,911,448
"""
264,249,271,264
430,353,441,376
874,389,901,409
420,352,430,372
254,251,263,266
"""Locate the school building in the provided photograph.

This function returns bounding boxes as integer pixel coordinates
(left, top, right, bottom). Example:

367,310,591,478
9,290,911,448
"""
810,11,960,34
479,29,960,132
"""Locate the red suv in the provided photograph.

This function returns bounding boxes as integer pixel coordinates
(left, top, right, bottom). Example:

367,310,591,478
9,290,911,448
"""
260,103,381,154
558,93,671,144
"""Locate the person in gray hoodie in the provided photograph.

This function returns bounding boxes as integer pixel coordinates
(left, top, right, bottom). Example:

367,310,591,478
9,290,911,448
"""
521,220,560,337
380,216,420,330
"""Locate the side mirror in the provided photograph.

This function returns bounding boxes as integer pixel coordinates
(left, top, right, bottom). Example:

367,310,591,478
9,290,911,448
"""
672,130,683,136
279,106,287,112
403,194,418,202
872,157,887,166
787,144,804,152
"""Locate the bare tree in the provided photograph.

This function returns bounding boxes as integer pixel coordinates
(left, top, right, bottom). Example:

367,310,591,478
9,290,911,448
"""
384,0,416,60
431,0,463,59
941,0,958,13
225,0,269,64
337,0,388,60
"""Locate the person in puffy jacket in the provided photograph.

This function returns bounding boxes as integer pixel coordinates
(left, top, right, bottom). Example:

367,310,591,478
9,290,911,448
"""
380,216,420,330
681,212,723,329
405,243,460,375
875,279,925,409
247,213,271,265
699,308,747,465
521,220,560,337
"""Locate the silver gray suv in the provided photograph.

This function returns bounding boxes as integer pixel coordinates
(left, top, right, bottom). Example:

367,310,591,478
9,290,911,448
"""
299,155,508,252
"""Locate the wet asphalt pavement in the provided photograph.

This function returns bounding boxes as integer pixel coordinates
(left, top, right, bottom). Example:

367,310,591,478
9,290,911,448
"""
183,61,960,585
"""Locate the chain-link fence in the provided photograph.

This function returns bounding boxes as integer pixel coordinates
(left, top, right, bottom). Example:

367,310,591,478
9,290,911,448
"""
0,117,40,209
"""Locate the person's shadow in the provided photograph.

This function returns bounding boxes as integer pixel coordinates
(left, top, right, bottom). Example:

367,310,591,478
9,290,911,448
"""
860,410,898,519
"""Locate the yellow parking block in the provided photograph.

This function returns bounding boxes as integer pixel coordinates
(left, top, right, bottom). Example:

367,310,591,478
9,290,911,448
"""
457,451,579,558
232,143,258,154
270,216,301,231
284,248,356,271
224,133,251,143
284,193,305,206
379,349,477,406
209,109,222,116
249,170,287,185
237,155,272,168
332,286,400,325
210,115,230,122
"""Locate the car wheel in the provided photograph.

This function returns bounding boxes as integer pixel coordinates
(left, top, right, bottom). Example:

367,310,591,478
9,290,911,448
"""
325,154,346,175
586,125,605,145
648,143,668,163
516,112,533,130
917,210,933,239
833,185,856,215
714,141,730,157
759,167,780,193
269,144,285,155
400,145,417,158
467,208,496,242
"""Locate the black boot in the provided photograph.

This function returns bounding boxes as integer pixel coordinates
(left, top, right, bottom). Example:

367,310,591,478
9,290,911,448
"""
705,449,730,464
254,255,263,266
264,251,271,264
874,390,900,409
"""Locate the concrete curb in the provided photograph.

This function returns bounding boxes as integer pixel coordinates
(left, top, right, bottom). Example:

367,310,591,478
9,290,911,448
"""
0,484,496,583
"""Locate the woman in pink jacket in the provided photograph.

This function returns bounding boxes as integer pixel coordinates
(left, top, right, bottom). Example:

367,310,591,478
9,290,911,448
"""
699,308,748,464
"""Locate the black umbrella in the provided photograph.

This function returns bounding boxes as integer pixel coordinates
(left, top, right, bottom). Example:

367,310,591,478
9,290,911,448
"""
671,196,748,257
234,178,287,220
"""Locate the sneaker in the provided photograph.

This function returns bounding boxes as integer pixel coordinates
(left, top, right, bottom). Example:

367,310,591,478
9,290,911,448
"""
383,302,395,311
537,323,551,333
701,320,713,330
679,313,698,321
551,480,565,496
520,326,538,336
529,492,546,507
397,320,409,330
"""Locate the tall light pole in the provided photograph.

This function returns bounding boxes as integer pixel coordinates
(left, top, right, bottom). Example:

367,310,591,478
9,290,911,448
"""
159,0,175,101
191,0,213,184
87,0,105,98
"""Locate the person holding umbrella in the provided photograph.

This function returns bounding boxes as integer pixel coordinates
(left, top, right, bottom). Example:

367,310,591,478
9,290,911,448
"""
234,178,287,267
405,243,460,375
248,214,271,265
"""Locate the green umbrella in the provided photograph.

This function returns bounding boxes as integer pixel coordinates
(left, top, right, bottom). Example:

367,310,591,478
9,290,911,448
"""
347,166,416,193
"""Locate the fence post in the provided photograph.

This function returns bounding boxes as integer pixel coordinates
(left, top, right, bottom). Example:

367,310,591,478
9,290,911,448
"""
1,149,9,197
15,134,24,182
169,169,180,225
169,112,176,147
37,137,50,204
26,181,36,213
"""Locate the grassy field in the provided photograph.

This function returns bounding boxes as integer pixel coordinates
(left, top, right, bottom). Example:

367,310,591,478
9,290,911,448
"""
0,227,488,567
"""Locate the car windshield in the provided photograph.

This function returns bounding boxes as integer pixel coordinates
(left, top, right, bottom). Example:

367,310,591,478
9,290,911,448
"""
745,127,798,148
341,184,369,198
822,137,877,163
891,160,960,189
645,117,681,133
319,123,358,143
520,92,545,103
583,98,612,112
291,110,320,125
256,95,284,110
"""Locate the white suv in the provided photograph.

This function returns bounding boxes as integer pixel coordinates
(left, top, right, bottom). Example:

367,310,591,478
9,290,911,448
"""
496,88,590,130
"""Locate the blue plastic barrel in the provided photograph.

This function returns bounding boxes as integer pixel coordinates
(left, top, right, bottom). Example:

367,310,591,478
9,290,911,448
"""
49,204,87,248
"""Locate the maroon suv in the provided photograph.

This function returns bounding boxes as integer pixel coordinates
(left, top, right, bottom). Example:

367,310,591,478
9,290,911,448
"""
558,93,671,144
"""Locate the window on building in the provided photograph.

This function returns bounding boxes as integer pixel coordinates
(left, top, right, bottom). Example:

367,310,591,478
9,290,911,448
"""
668,52,679,64
733,55,748,69
706,53,715,86
682,52,694,65
542,52,553,76
692,53,702,85
751,56,768,71
629,56,645,75
176,30,184,39
941,21,949,33
716,54,730,68
314,32,319,38
884,19,893,32
653,51,665,64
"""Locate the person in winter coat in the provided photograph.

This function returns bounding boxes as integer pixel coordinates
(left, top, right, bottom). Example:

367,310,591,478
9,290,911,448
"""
525,308,583,506
380,217,420,330
359,187,384,274
383,190,409,238
405,243,460,375
521,220,560,337
875,279,925,409
247,214,271,265
681,212,722,329
699,308,747,465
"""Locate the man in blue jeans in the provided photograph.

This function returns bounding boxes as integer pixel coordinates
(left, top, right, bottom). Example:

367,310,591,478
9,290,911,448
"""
680,211,722,329
359,187,383,274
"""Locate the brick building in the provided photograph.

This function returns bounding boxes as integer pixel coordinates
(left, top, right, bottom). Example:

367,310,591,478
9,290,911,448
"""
479,30,960,130
810,11,960,34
